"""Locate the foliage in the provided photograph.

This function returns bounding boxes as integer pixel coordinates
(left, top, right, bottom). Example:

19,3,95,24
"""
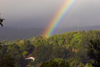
51,46,68,59
70,33,82,49
40,60,58,67
54,58,63,63
0,16,4,49
40,60,70,67
1,30,100,66
84,63,93,67
20,39,34,54
0,17,4,27
87,39,100,67
7,43,20,57
58,60,70,67
34,39,46,48
0,55,17,67
23,51,28,57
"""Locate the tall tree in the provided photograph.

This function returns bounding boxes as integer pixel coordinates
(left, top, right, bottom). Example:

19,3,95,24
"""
87,39,100,67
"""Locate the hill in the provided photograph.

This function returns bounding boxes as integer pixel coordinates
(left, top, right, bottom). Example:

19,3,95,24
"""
1,30,100,67
0,25,100,41
0,27,43,41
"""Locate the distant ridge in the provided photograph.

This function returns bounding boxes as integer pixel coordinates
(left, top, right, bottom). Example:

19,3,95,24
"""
0,25,100,41
0,27,43,41
55,25,100,34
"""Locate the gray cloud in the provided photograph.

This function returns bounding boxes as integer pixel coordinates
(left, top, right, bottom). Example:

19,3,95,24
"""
0,0,100,28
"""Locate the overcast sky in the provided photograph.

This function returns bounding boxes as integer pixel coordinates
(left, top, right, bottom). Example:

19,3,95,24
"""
0,0,100,28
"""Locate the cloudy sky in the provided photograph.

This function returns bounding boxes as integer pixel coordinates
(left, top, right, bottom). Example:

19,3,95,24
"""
0,0,100,28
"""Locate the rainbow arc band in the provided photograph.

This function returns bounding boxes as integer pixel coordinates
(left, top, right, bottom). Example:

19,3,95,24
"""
42,0,77,38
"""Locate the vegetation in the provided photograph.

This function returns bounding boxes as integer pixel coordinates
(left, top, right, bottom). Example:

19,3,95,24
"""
87,39,100,67
0,16,4,27
1,17,100,67
0,17,18,67
40,60,70,67
0,55,17,67
0,30,100,67
0,17,4,48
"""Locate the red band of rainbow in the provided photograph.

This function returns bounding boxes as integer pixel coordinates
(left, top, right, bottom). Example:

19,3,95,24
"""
42,0,77,38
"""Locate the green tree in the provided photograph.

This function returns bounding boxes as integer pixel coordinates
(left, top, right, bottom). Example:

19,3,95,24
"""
58,40,64,46
7,43,20,58
51,46,67,59
0,55,17,67
70,60,83,67
40,62,48,67
87,39,100,67
40,60,58,67
84,63,93,67
0,16,4,27
58,60,70,67
34,44,52,63
40,60,70,67
54,58,63,63
34,39,46,48
70,33,82,49
20,39,34,54
77,63,84,67
23,51,28,57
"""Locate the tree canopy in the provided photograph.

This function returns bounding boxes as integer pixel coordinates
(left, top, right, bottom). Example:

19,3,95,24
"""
0,16,4,27
87,39,100,67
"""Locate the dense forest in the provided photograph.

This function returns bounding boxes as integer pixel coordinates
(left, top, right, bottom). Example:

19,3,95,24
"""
1,30,100,67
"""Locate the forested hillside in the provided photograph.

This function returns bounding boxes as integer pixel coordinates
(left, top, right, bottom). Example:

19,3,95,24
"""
0,30,100,67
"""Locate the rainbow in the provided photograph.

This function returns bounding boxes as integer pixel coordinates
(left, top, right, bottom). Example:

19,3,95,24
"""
42,0,77,38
